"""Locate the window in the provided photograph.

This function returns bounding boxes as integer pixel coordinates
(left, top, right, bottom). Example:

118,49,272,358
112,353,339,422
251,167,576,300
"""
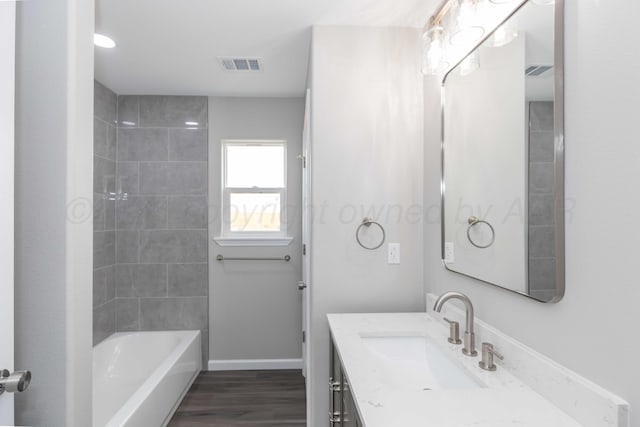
221,140,287,239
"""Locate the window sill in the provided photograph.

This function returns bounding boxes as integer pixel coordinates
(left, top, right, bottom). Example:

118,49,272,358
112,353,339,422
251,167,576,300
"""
213,236,294,247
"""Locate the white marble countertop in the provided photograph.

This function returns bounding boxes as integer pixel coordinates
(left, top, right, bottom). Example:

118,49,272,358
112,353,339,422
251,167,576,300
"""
328,312,583,427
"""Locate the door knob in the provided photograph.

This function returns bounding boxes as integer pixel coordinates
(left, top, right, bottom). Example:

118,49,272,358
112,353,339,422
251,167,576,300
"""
297,281,307,290
0,369,31,395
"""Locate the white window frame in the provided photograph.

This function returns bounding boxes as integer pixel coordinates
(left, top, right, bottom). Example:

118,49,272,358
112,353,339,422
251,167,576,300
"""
218,139,291,246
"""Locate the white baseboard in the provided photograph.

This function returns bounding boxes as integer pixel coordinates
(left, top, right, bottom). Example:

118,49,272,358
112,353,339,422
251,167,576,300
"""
208,358,303,371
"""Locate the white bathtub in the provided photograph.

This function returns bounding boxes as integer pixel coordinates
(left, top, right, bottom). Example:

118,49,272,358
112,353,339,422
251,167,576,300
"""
93,330,202,427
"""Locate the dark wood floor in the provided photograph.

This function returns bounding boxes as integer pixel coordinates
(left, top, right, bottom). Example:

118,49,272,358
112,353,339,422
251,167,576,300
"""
168,370,307,427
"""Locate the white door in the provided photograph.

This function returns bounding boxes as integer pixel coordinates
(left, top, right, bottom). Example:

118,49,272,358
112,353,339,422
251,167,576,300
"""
0,1,16,424
301,89,311,383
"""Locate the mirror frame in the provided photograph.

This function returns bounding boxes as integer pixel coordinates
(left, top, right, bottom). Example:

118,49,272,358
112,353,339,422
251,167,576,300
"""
440,0,565,303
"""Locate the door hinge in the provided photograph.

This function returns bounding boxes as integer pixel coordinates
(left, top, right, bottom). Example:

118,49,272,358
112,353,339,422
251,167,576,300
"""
303,244,306,255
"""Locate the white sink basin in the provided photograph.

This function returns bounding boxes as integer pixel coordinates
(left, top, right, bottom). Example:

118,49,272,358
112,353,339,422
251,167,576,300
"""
360,335,483,391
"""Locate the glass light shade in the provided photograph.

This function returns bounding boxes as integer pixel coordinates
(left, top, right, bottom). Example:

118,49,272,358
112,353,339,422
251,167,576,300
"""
422,26,450,75
458,51,480,76
449,0,485,46
485,25,518,47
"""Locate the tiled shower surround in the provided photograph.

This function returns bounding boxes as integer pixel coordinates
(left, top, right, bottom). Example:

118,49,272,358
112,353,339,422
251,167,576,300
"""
528,101,556,300
93,81,117,344
93,83,209,359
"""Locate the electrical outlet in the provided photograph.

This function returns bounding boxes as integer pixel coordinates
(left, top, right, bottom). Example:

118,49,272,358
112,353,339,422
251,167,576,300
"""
444,242,455,263
388,243,400,264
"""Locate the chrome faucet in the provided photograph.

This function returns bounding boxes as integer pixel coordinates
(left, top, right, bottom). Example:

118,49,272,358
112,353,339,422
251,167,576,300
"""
433,291,477,356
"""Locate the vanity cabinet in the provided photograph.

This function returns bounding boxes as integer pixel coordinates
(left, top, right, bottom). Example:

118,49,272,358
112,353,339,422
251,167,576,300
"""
330,334,364,426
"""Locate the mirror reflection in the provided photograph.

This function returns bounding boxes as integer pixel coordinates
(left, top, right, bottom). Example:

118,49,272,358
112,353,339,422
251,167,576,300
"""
441,0,563,302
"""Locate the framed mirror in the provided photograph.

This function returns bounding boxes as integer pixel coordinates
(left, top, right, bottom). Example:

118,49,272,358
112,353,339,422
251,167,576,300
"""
441,0,564,302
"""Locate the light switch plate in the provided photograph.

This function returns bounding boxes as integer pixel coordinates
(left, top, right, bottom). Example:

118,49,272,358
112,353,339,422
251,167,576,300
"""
388,243,400,264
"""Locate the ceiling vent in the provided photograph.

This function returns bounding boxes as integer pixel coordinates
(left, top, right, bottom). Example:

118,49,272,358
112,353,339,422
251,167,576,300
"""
525,65,553,77
218,57,262,72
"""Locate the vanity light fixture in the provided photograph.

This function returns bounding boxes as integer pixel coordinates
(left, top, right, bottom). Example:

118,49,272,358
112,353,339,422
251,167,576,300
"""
185,121,199,126
421,0,519,75
94,33,116,49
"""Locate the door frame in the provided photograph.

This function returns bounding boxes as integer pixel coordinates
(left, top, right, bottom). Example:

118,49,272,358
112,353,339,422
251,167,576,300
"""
0,1,16,425
0,1,16,423
301,88,312,425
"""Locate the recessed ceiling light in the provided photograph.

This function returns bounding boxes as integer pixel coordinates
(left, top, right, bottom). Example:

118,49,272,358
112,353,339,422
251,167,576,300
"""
94,33,116,49
185,121,199,126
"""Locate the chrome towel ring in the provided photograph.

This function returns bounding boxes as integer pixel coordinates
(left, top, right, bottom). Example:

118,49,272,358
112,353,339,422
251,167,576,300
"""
467,216,495,249
356,217,386,250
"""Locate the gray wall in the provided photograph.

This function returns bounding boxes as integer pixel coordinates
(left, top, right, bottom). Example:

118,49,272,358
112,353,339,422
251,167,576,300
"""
93,81,117,344
208,97,304,363
424,0,640,425
527,101,555,300
15,0,94,424
308,26,425,426
112,95,209,361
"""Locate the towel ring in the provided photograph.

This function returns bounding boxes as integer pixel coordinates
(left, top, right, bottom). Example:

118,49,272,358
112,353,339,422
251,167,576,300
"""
467,216,495,249
356,218,386,250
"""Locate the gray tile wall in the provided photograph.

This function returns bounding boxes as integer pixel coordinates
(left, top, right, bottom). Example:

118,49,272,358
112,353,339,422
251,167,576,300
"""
93,81,117,345
528,101,556,300
113,95,209,361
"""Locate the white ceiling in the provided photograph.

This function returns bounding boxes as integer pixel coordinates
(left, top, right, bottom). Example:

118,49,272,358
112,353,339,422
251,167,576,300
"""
95,0,439,97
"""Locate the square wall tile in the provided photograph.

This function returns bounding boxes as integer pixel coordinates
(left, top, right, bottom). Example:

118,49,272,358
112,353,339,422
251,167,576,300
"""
529,193,555,226
116,264,167,297
529,162,555,194
139,162,207,195
529,101,554,132
117,162,140,196
168,264,208,296
529,131,554,162
115,298,140,332
94,193,105,232
118,96,140,127
105,198,116,230
94,81,117,125
139,96,207,128
529,226,555,258
116,231,139,263
94,118,108,159
139,230,207,263
94,156,116,194
93,231,116,269
117,128,169,161
106,124,117,161
168,196,208,229
529,258,556,292
169,128,208,161
93,299,115,345
139,297,207,330
116,196,168,230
